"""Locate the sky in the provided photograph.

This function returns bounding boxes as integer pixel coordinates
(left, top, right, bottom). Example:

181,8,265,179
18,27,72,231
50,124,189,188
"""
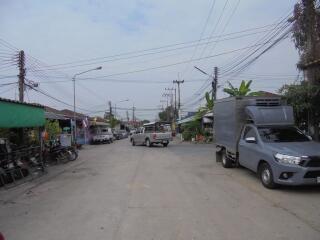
0,0,300,120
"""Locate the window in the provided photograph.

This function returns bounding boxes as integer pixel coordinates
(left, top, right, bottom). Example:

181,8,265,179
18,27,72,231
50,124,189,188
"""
243,126,257,139
155,123,171,132
258,127,310,142
144,126,154,133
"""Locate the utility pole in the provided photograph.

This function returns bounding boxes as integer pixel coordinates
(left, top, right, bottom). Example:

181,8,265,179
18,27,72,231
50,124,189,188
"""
213,67,218,101
18,50,25,102
132,104,135,126
173,80,184,120
126,110,129,122
109,101,112,121
162,93,171,122
165,87,175,120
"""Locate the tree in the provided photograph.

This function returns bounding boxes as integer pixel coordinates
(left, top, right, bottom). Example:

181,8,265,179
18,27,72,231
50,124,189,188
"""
194,91,214,121
290,0,320,140
182,118,203,141
279,81,320,140
45,120,61,141
109,116,120,128
290,0,320,66
158,106,177,122
141,120,150,124
223,80,260,97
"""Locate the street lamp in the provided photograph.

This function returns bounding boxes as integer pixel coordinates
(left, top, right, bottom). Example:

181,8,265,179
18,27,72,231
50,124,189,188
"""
72,66,102,145
114,99,129,119
194,66,218,101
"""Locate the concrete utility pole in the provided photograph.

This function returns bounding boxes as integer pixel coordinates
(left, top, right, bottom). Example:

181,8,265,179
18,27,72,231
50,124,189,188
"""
162,93,172,122
213,67,218,100
132,104,135,125
109,101,112,119
194,66,218,102
126,111,129,122
18,50,25,102
173,80,184,120
165,87,176,120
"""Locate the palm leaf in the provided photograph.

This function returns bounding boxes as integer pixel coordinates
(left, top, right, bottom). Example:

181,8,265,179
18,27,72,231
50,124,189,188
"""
223,88,236,96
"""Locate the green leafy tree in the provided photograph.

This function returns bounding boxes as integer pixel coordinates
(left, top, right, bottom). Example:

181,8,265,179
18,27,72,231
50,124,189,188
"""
141,120,150,124
158,106,177,122
182,118,203,141
109,116,120,128
196,91,214,120
223,80,260,97
279,81,320,140
45,120,61,140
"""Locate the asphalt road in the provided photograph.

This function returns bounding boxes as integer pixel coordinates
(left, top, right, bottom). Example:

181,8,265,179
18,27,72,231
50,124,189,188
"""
1,140,320,240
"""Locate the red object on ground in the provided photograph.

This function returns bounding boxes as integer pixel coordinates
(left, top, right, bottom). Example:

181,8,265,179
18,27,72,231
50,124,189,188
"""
0,232,5,240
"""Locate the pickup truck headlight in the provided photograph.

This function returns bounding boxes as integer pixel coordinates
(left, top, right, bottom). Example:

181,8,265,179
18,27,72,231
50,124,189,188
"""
274,153,302,165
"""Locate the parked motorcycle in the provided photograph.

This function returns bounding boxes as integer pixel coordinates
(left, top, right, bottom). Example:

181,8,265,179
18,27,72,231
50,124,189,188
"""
44,140,78,164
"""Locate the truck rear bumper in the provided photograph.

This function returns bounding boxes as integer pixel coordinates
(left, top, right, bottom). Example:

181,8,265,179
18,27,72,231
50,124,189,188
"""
152,139,170,144
273,164,320,186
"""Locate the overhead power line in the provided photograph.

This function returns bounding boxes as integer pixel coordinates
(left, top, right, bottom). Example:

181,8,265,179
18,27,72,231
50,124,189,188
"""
31,39,285,84
181,0,217,75
24,23,279,71
27,29,279,72
26,84,91,112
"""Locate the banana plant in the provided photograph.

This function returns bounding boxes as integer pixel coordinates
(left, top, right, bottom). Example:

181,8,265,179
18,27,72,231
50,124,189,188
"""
223,80,261,96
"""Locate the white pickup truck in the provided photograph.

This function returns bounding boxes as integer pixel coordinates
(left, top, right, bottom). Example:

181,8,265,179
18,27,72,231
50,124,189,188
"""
131,122,172,147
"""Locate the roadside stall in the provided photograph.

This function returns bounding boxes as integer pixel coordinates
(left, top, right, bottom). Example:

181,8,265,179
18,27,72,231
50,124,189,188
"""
0,98,45,188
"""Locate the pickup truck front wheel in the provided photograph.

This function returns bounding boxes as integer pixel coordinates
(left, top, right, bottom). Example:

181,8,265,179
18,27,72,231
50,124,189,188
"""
145,139,152,147
221,150,233,168
258,162,277,189
163,142,169,147
132,139,136,146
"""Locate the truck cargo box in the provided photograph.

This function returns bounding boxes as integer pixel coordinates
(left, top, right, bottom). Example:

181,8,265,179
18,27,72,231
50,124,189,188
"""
214,96,292,153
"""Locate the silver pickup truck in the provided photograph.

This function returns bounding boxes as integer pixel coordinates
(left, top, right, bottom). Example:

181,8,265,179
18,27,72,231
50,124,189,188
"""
131,122,172,147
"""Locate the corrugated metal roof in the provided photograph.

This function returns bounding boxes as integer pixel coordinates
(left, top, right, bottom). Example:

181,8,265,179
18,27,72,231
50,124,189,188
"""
45,112,69,120
0,97,44,108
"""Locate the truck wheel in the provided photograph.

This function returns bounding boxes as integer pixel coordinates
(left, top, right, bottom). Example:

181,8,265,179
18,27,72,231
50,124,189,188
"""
163,142,169,147
146,139,152,147
132,139,136,146
258,162,277,189
221,150,233,168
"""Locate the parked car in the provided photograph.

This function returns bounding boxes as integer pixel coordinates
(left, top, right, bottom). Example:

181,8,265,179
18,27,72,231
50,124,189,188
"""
131,122,172,147
91,127,113,144
114,130,128,140
129,129,137,142
119,130,129,139
214,96,320,188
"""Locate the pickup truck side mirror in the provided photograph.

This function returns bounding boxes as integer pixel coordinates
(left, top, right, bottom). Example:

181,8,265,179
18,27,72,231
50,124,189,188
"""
307,135,312,141
245,137,257,143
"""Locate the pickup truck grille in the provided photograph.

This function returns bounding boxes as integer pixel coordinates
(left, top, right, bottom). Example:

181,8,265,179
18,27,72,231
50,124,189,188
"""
306,156,320,167
304,171,320,178
255,98,281,106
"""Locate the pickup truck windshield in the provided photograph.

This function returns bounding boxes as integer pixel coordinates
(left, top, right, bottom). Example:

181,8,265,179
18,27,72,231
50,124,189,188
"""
258,127,310,142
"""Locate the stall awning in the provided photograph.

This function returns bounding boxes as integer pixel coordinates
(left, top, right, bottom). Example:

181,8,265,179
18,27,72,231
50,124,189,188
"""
0,98,45,128
177,115,195,125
